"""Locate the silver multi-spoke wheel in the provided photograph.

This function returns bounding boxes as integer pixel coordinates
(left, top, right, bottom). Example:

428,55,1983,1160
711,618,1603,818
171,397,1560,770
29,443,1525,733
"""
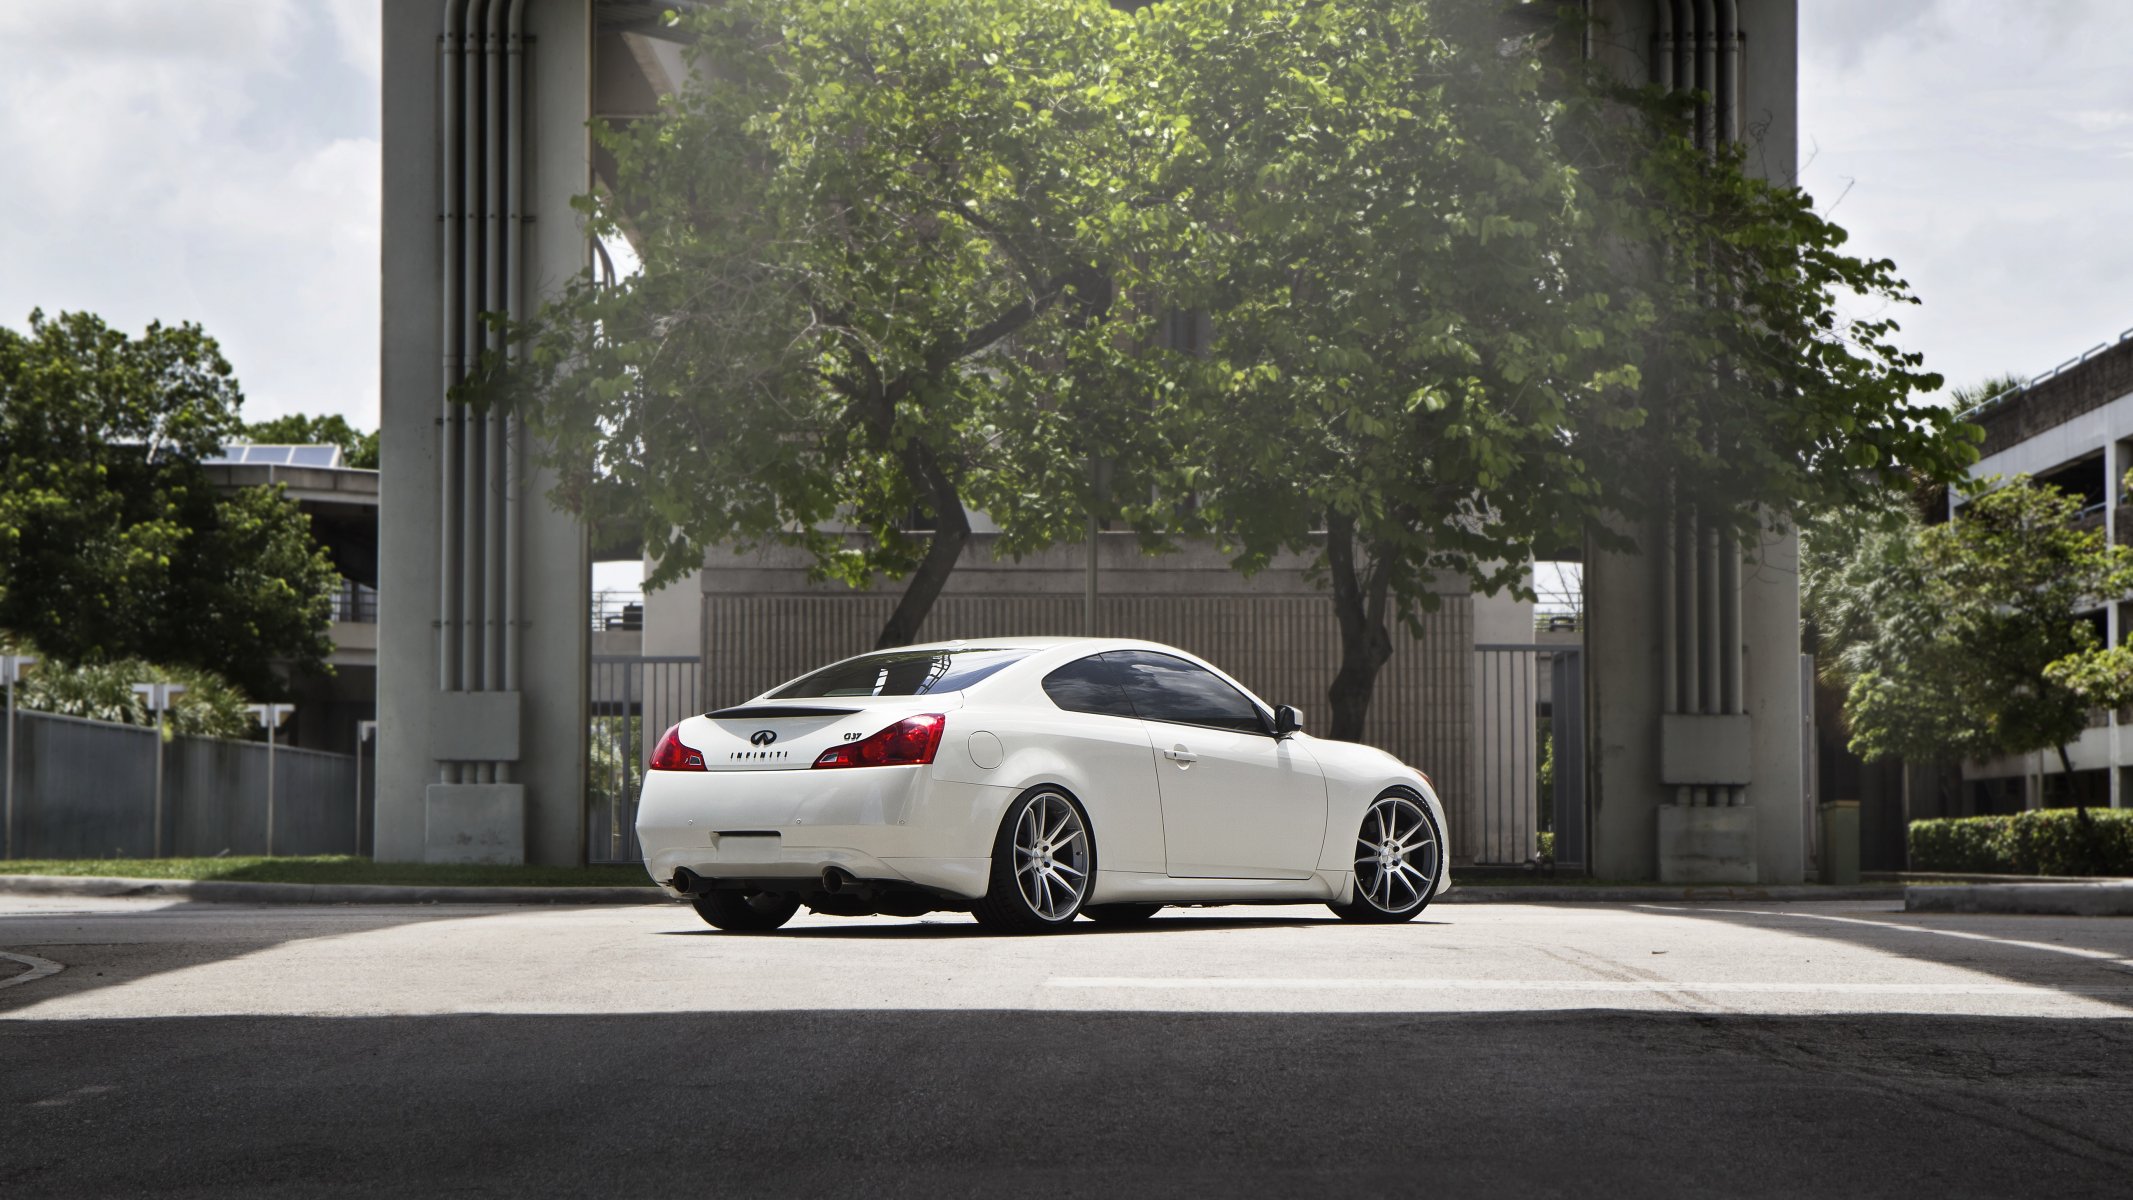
976,788,1094,932
1012,791,1090,920
1341,791,1441,921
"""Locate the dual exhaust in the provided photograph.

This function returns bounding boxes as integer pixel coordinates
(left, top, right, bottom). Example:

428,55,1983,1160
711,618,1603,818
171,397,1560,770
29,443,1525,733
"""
668,865,859,897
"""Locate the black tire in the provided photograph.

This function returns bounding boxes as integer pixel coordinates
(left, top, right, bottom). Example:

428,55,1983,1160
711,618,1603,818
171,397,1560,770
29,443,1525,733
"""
691,889,801,932
1081,903,1162,926
973,787,1094,933
1330,788,1443,924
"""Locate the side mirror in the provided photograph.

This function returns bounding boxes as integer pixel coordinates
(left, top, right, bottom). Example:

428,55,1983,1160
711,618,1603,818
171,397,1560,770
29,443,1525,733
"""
1274,704,1304,737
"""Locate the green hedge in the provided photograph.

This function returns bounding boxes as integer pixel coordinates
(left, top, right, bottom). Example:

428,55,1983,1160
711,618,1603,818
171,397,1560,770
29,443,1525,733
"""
1909,809,2133,876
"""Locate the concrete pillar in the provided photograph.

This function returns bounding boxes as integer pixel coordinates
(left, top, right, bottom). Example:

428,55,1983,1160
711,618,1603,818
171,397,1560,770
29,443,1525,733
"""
1584,0,1803,883
378,0,590,865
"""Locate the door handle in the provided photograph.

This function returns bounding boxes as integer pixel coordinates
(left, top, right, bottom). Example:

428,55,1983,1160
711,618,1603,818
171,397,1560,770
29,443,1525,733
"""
1163,746,1198,764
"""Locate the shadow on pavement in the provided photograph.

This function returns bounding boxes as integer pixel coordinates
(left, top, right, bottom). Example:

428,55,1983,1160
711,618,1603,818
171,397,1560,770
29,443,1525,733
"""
0,900,536,1012
1632,902,2133,1015
2,1008,2130,1198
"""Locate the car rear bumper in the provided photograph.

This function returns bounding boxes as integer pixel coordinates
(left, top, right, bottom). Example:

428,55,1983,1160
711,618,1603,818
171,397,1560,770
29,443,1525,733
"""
635,765,1014,901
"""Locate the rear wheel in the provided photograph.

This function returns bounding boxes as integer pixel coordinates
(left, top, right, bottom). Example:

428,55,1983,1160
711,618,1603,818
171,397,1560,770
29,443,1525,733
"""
691,889,801,932
1081,903,1162,926
973,787,1092,933
1330,789,1442,924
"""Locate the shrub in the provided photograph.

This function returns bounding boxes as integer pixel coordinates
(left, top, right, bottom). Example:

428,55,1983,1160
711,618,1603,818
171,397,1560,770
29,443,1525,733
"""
1908,817,2005,874
1908,809,2133,876
1,636,254,739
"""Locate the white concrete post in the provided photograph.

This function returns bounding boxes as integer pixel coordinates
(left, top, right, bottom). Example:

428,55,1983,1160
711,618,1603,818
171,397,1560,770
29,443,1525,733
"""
2,655,36,860
249,705,295,855
132,683,186,857
356,719,378,856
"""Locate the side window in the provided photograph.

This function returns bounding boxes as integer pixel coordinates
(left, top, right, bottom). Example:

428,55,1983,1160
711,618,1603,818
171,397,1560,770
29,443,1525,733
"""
1109,650,1269,735
1041,654,1137,718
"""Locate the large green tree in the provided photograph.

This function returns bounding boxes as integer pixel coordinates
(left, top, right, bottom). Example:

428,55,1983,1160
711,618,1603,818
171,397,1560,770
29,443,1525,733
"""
1808,474,2133,796
1140,0,1613,738
0,310,337,695
1144,2,1977,739
489,0,1187,648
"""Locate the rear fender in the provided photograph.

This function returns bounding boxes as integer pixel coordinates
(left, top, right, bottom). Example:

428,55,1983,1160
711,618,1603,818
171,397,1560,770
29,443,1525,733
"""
935,709,1168,876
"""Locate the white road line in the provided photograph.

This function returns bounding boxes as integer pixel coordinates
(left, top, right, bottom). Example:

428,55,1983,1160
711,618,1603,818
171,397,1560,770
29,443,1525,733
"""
1044,977,2133,996
0,950,64,990
1634,905,2133,971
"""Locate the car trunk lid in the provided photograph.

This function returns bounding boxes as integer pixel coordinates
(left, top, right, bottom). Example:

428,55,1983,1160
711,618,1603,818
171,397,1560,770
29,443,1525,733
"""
679,695,964,771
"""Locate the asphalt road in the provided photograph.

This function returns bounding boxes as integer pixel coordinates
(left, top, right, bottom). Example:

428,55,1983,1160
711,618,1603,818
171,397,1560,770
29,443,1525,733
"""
5,895,2133,1197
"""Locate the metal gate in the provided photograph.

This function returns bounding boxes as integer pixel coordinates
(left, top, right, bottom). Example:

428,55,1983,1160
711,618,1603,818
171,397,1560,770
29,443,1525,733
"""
1470,644,1585,872
588,655,704,865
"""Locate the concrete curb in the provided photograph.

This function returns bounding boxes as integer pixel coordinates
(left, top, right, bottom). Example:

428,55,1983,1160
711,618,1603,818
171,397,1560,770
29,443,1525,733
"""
0,873,1904,908
0,874,671,907
1441,884,1902,904
1906,882,2133,917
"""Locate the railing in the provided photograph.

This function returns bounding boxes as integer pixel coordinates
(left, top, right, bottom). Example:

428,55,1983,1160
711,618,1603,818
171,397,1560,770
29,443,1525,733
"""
1960,324,2133,421
1470,644,1585,871
591,589,644,633
587,655,704,864
330,580,378,624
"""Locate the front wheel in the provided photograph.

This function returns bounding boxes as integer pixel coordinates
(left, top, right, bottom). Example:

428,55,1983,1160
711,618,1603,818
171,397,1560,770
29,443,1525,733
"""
973,787,1093,933
692,890,801,932
1330,789,1442,924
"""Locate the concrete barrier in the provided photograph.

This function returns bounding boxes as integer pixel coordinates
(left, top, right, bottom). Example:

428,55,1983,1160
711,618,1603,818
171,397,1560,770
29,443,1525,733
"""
1906,882,2133,916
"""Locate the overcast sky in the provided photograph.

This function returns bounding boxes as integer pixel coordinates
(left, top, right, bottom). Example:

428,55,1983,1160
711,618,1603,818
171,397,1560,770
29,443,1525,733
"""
0,1,2126,429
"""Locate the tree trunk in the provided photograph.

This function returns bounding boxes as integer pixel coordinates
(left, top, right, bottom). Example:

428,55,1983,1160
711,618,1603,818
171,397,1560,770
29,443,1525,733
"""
874,439,971,650
2056,743,2083,812
1325,512,1395,743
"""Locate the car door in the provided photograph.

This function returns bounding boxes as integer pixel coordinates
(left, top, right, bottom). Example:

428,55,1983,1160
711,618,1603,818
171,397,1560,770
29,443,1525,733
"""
1036,653,1167,876
1107,650,1328,879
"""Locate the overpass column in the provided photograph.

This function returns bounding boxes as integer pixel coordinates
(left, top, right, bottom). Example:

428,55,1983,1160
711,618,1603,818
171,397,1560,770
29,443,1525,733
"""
1584,0,1805,883
377,0,591,865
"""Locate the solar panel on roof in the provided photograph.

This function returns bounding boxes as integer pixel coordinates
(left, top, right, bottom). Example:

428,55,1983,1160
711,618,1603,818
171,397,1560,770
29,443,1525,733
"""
199,443,348,467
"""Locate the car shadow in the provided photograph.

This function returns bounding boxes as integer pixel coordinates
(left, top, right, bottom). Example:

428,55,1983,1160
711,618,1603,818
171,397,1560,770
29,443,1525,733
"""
8,1008,2133,1197
656,913,1450,938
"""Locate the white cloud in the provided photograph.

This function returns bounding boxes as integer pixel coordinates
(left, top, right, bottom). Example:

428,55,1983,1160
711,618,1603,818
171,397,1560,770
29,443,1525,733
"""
325,0,383,83
1800,0,2133,403
0,2,378,426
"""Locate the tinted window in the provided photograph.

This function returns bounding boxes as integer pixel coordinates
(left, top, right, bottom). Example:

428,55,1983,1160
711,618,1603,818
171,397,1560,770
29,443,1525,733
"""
1110,650,1269,734
770,649,1031,698
1041,655,1137,718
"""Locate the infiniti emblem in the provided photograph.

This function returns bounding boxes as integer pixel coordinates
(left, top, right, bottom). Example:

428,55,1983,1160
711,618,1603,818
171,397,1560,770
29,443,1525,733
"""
749,729,778,747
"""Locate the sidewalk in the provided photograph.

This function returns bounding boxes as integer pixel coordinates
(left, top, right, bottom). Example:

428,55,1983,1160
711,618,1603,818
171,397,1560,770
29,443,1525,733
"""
0,873,666,906
0,871,1903,907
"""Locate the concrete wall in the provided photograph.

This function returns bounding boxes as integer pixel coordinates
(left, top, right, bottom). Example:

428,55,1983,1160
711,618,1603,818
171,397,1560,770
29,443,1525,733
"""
377,0,590,865
687,534,1483,850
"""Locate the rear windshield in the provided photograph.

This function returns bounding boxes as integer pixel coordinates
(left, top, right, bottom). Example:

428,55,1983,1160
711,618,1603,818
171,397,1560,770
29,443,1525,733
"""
768,648,1033,698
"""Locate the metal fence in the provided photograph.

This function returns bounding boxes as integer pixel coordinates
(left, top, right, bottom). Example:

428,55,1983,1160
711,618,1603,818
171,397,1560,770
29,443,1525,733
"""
2,709,359,860
587,655,704,864
1471,644,1585,871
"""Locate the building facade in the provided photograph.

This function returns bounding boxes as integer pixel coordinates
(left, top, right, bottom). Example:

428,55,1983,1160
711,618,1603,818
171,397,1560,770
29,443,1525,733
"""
1949,331,2133,812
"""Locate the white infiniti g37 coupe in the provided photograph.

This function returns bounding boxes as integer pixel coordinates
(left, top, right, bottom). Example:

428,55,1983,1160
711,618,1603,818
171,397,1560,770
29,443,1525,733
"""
637,637,1448,933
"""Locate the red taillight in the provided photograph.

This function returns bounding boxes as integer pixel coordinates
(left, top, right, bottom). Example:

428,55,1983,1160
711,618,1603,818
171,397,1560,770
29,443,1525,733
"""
813,714,946,769
649,724,706,771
